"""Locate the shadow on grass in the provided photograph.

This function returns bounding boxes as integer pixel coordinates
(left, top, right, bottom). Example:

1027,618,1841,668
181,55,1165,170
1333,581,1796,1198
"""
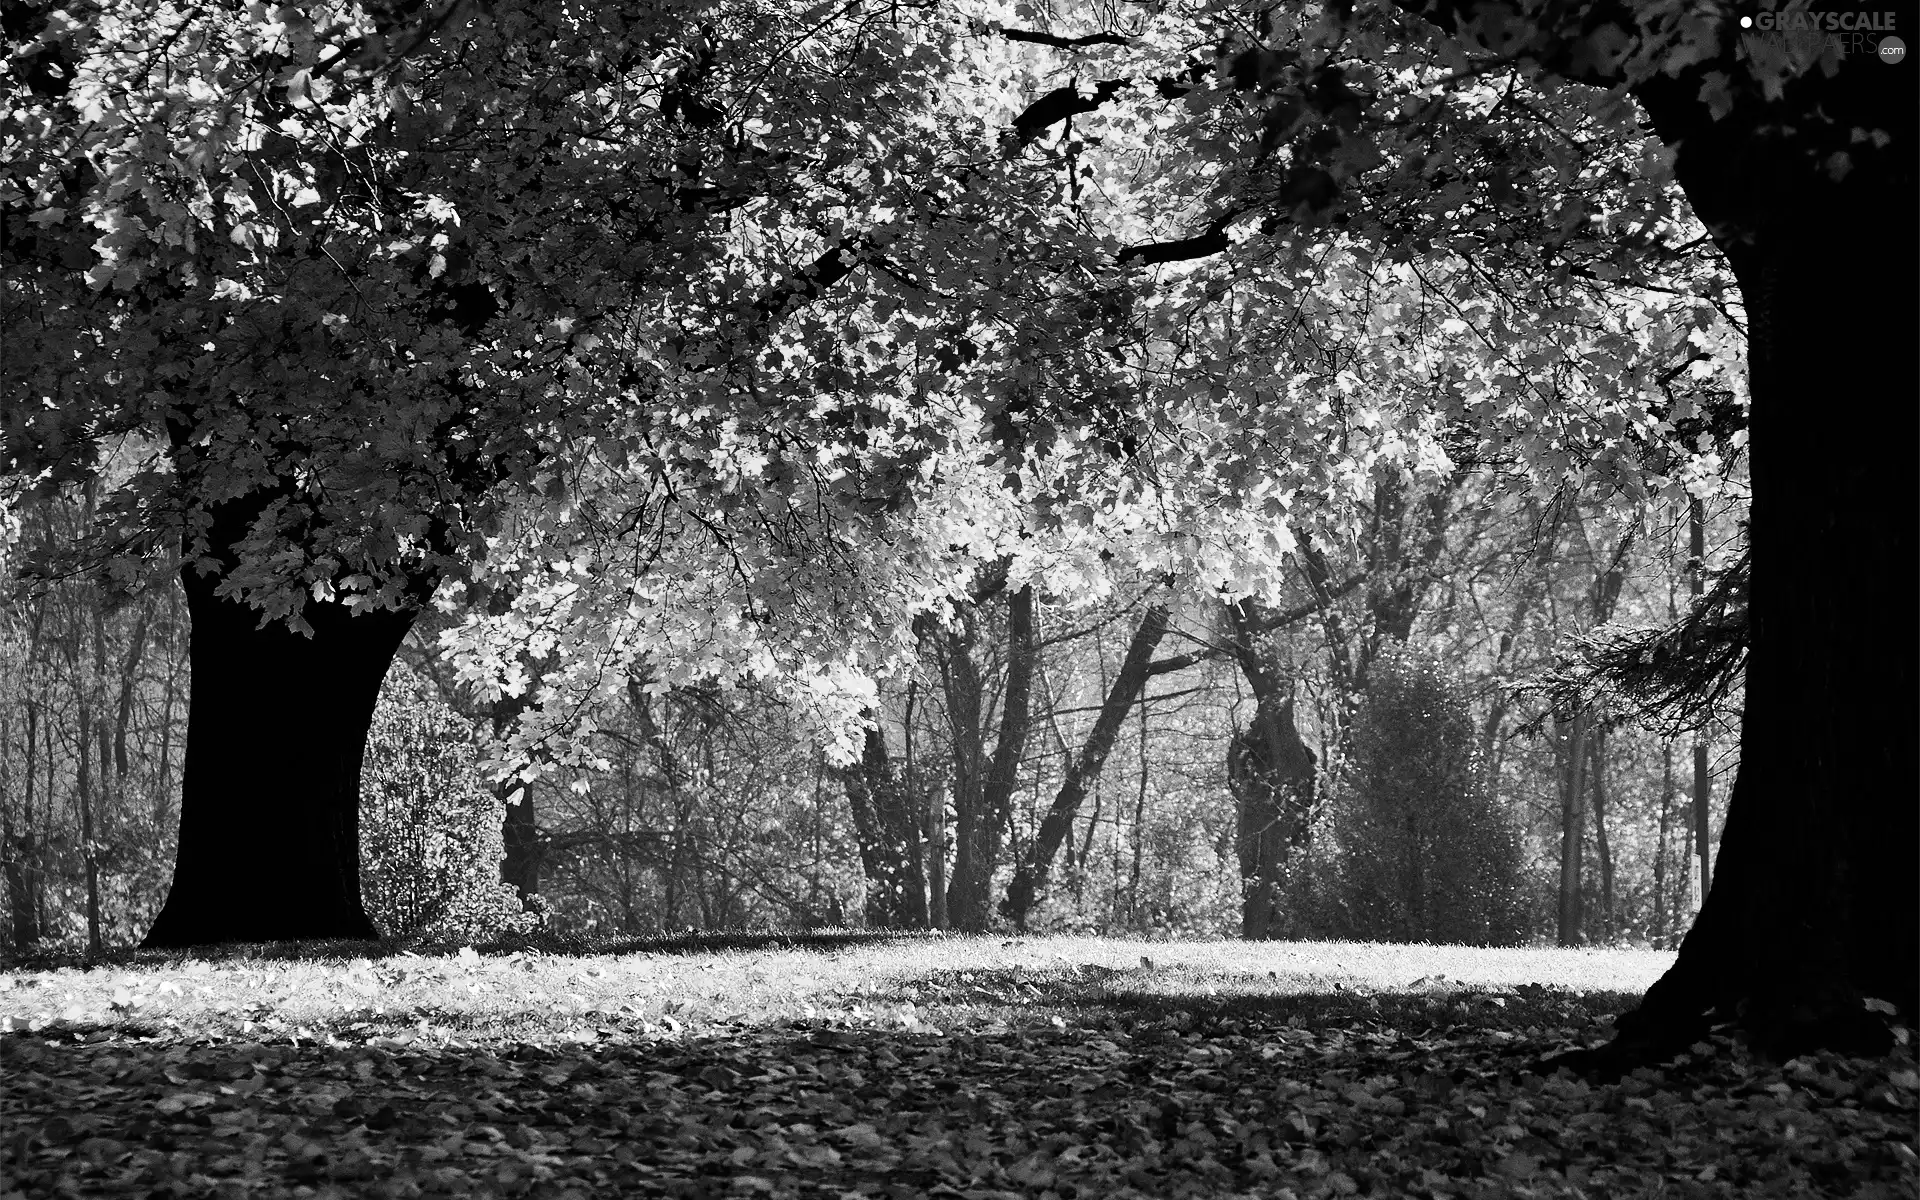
869,965,1647,1042
0,926,939,973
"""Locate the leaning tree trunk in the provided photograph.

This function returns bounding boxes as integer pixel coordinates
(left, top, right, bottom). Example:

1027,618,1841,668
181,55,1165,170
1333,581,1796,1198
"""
1002,603,1169,930
144,529,423,946
1602,56,1919,1060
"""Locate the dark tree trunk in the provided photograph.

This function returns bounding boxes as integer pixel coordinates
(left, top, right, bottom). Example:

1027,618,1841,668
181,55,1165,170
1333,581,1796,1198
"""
938,616,989,926
1652,739,1674,947
489,690,543,906
839,722,929,929
926,785,949,929
1555,711,1589,946
1591,728,1613,943
1387,0,1915,1070
946,584,1035,931
1003,604,1170,930
3,840,38,950
77,695,101,954
1231,694,1317,939
1687,501,1714,902
1224,601,1318,940
7,702,43,949
143,538,422,946
1597,50,1919,1060
501,787,540,905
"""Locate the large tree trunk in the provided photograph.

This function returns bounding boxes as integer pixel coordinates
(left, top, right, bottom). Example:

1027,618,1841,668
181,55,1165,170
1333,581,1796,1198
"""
143,552,420,947
1231,694,1318,939
1224,601,1319,941
1002,603,1169,930
1599,54,1918,1060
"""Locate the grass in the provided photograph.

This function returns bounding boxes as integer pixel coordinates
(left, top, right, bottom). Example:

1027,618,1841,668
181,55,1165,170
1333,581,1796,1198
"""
0,933,1676,1048
4,935,1914,1198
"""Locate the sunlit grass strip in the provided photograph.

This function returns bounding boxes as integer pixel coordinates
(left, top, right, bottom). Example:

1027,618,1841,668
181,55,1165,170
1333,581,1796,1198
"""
0,935,1673,1045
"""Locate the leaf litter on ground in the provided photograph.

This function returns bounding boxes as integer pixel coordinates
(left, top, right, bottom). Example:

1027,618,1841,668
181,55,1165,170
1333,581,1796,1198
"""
2,934,1913,1198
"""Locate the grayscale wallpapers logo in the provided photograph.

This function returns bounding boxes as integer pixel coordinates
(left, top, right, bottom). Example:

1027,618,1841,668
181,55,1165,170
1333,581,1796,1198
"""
1738,11,1905,63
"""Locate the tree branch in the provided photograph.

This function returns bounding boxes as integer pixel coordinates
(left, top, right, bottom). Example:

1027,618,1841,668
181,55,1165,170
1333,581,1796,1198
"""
1001,28,1133,50
750,242,860,327
1145,572,1368,675
1117,223,1231,266
1010,79,1129,144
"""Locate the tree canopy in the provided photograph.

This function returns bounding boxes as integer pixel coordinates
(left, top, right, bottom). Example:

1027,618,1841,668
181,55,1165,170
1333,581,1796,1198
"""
3,0,1741,763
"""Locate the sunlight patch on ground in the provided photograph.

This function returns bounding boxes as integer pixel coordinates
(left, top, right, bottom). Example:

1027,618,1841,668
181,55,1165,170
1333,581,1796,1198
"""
0,935,1672,1045
799,935,1675,993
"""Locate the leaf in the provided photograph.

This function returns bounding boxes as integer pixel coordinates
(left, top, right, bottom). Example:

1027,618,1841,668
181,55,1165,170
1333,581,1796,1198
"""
1697,71,1734,121
154,1092,218,1114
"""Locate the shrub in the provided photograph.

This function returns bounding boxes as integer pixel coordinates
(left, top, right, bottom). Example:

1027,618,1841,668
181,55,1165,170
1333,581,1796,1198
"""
1317,648,1528,945
360,661,537,943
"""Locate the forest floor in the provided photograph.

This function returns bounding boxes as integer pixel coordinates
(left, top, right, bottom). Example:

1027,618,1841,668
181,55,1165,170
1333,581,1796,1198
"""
2,934,1913,1199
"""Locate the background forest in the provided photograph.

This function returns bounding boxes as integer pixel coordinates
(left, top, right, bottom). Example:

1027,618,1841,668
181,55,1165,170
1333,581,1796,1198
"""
0,468,1743,952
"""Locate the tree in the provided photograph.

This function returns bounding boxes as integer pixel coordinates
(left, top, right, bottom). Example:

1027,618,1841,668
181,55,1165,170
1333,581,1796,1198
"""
1321,648,1527,945
1393,0,1918,1061
1011,0,1910,1057
3,0,1037,943
1220,600,1321,940
937,573,1038,932
1001,598,1172,931
836,723,932,930
18,0,1900,1036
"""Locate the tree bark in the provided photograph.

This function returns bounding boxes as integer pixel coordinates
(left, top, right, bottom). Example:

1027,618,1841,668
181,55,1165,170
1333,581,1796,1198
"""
1002,603,1169,930
839,722,930,929
1386,0,1914,1067
1591,727,1613,943
946,584,1036,931
1555,711,1588,947
144,502,425,946
1687,500,1713,903
6,697,44,949
1652,739,1674,947
1559,710,1589,944
1597,48,1919,1060
488,688,544,907
1224,601,1319,940
926,785,949,930
77,692,101,954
